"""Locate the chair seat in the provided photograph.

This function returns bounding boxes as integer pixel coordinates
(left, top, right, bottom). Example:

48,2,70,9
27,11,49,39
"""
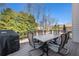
56,38,61,45
48,33,70,55
70,33,72,39
49,37,61,45
48,43,59,52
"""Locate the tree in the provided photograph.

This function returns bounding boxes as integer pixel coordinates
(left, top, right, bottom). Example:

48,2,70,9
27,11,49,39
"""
0,8,37,39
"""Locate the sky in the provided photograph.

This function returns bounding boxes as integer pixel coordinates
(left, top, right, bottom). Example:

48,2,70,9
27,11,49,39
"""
0,3,72,25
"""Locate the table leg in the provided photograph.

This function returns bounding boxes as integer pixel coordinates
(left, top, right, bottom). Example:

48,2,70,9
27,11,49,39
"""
42,42,49,56
46,44,49,56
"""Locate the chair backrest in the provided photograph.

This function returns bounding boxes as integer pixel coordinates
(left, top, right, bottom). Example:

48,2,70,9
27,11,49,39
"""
27,32,35,48
65,32,70,43
33,31,37,36
38,30,43,35
53,29,58,34
44,30,46,35
58,33,69,52
49,30,52,34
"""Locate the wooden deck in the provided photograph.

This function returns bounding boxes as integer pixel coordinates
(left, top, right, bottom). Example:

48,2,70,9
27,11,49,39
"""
8,38,74,56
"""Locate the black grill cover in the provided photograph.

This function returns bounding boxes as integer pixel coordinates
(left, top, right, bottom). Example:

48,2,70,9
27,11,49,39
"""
0,30,20,56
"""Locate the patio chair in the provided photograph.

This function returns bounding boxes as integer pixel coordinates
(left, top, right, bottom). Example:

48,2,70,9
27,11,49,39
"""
33,31,37,36
67,31,72,39
48,31,60,45
27,32,44,56
38,30,43,35
33,31,40,44
44,30,46,35
49,30,52,34
48,33,69,55
48,37,59,45
49,31,70,46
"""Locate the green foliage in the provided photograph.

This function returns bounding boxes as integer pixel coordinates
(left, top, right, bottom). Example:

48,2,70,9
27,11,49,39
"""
0,8,37,39
52,25,59,31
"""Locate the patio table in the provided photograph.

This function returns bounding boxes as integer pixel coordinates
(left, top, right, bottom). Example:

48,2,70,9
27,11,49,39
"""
33,34,60,55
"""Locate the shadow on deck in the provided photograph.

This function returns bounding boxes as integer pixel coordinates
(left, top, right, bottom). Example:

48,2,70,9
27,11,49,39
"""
8,38,74,56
